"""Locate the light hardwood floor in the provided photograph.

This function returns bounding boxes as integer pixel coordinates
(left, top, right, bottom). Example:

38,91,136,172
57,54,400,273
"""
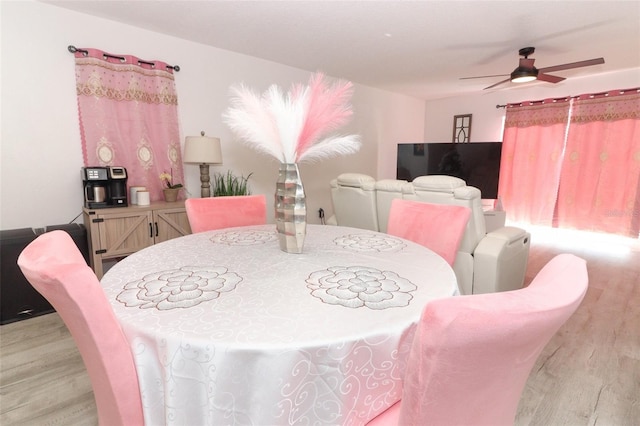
516,229,640,426
1,228,638,425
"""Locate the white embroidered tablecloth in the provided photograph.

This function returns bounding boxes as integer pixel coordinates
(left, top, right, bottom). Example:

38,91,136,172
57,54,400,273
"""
101,224,459,426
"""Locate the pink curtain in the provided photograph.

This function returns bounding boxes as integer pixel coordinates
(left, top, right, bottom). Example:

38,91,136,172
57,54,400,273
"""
556,91,640,237
498,100,570,226
74,48,183,201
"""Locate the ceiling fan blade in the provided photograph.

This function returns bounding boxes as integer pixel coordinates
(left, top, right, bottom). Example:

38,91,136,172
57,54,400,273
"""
460,74,509,80
537,73,566,84
520,58,535,68
539,57,604,73
484,78,511,90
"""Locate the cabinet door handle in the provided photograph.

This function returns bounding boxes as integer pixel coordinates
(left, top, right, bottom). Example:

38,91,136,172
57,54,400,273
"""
154,222,159,237
149,223,153,238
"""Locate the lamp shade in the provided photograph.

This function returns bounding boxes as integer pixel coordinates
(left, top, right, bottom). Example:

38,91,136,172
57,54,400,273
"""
183,132,223,165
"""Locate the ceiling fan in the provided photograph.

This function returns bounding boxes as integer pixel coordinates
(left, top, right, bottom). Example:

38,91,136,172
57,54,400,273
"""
461,47,605,90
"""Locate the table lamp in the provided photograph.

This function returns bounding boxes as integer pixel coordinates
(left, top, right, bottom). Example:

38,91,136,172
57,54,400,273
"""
183,131,223,198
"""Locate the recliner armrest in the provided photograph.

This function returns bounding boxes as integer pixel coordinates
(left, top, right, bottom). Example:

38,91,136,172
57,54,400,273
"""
453,186,482,200
472,226,531,294
485,226,530,244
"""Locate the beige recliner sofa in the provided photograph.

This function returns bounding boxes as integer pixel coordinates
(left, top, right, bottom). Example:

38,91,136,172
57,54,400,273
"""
329,173,531,295
328,173,379,231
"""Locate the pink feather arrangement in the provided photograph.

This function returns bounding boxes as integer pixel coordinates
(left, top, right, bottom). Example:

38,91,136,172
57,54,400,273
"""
222,73,361,163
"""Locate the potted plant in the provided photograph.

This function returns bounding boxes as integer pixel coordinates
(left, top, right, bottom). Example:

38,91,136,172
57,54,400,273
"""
160,170,183,202
212,170,253,196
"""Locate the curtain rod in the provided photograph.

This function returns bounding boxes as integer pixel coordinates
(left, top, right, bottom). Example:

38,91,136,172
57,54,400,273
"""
68,45,180,72
496,87,640,109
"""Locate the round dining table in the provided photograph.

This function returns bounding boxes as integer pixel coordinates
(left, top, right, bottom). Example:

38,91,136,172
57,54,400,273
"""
100,224,459,425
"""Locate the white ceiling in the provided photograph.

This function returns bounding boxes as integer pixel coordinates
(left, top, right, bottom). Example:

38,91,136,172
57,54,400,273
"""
45,0,640,101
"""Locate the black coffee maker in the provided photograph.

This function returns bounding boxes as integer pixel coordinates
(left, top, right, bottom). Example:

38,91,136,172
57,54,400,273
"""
82,166,128,208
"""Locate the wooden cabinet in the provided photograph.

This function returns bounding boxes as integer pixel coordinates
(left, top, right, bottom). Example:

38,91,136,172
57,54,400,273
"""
83,201,191,278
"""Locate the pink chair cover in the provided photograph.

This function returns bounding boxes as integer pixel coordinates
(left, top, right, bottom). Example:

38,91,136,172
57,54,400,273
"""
185,194,268,233
367,253,588,426
17,230,144,426
386,199,471,266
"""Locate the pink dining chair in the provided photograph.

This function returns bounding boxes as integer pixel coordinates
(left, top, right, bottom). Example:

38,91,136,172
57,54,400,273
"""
367,253,589,426
185,194,267,233
17,230,144,426
386,199,471,266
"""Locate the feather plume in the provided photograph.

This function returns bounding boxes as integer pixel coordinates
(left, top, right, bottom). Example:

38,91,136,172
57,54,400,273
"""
222,84,284,161
298,135,362,163
295,73,354,161
222,72,360,164
265,84,307,163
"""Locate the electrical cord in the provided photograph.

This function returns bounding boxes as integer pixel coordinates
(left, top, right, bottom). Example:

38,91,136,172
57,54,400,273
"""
69,211,83,224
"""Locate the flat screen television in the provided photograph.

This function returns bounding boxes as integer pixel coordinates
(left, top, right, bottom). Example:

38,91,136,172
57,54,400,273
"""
397,142,503,199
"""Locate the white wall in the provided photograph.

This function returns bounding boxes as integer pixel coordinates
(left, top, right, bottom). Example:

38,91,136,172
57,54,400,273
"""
0,1,425,230
424,68,640,142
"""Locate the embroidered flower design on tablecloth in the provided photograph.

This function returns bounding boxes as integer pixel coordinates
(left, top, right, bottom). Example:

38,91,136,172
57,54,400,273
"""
306,266,417,310
117,266,242,310
211,230,277,245
334,233,406,252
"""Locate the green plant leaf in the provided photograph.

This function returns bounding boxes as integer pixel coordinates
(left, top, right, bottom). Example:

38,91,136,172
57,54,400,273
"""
213,170,253,196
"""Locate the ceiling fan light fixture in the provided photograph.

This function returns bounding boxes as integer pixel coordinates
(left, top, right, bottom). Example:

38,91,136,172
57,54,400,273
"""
511,67,539,83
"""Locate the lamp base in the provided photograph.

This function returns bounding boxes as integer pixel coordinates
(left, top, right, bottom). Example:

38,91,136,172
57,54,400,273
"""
199,163,211,198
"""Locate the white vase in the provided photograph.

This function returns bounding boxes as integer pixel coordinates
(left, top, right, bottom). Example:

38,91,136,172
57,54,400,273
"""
275,163,306,253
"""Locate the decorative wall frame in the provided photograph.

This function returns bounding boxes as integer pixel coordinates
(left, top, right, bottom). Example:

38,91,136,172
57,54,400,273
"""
452,114,472,143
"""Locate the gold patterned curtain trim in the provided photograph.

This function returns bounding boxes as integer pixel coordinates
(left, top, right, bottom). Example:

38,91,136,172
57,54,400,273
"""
504,101,570,127
504,88,640,128
75,56,179,106
574,87,639,101
571,92,640,123
75,82,179,105
504,87,639,110
506,97,571,109
571,111,640,123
